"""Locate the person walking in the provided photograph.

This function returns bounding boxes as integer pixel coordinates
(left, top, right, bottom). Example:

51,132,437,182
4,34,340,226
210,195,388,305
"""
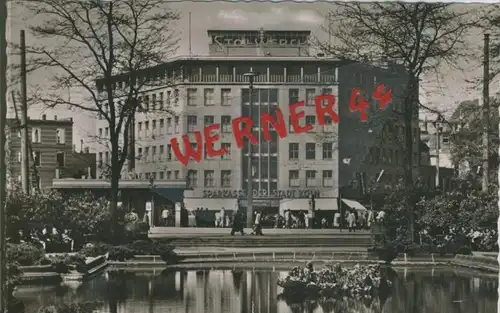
284,210,291,229
347,210,356,232
230,210,245,235
161,207,170,226
251,210,264,235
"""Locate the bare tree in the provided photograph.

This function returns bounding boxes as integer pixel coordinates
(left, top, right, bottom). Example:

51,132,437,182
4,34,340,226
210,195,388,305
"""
16,0,180,239
317,3,480,240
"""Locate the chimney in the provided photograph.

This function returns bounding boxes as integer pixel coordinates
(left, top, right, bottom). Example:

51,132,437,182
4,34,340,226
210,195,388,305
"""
42,114,46,120
54,115,58,120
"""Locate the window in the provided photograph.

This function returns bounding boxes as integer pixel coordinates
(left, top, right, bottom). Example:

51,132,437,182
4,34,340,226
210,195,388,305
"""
289,143,299,160
221,89,231,106
159,171,164,179
289,117,294,133
144,122,149,137
204,170,215,187
187,88,197,106
17,151,21,163
33,151,41,166
289,88,299,105
322,88,332,95
306,115,316,131
306,89,315,106
204,115,214,127
99,128,103,138
98,152,103,165
159,119,165,134
221,143,231,159
104,152,109,164
166,90,171,106
204,88,215,106
174,170,180,180
221,115,232,133
289,170,300,187
144,147,150,162
32,127,41,143
137,122,142,138
166,171,171,179
152,120,157,136
152,172,157,180
322,143,333,160
144,95,150,111
159,145,164,159
167,118,172,134
167,144,172,160
306,170,316,187
187,170,198,187
159,92,164,110
221,170,231,187
152,146,157,161
174,116,180,133
152,94,157,110
105,127,109,137
323,170,333,187
306,143,316,160
55,128,65,144
174,89,179,105
137,148,142,161
56,152,65,167
187,116,197,132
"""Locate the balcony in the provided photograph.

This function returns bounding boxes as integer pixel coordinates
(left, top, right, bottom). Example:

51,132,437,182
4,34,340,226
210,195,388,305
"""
303,74,317,83
286,75,301,83
219,74,233,82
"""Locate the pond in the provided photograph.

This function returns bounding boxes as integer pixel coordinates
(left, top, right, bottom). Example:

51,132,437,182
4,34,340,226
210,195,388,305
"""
15,266,498,313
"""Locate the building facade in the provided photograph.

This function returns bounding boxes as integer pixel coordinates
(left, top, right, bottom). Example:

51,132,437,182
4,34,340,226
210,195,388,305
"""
94,29,413,224
6,115,96,190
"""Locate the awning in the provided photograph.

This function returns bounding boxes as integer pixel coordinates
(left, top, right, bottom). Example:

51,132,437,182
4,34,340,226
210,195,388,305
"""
315,198,338,211
184,198,238,211
280,198,338,211
152,188,186,203
341,199,368,211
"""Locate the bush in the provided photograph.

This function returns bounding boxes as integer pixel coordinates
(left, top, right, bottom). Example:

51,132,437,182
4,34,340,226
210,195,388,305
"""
128,239,155,255
37,302,100,313
79,242,112,257
278,261,392,302
6,243,46,266
47,254,88,273
107,246,135,262
369,244,398,264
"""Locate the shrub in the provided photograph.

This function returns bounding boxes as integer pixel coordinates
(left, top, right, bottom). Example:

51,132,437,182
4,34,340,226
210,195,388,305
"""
278,262,393,302
107,246,135,262
6,243,46,266
128,239,155,255
156,243,181,264
47,254,88,274
37,302,100,313
79,242,112,257
369,244,398,264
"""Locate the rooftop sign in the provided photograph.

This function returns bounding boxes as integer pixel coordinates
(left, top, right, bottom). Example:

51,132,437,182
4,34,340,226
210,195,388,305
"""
208,30,311,48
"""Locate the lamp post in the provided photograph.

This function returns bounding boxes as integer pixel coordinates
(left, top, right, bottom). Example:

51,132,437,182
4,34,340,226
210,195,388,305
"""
432,116,444,189
243,70,259,229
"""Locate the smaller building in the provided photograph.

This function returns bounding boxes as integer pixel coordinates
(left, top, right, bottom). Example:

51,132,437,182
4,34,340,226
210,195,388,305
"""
6,115,96,190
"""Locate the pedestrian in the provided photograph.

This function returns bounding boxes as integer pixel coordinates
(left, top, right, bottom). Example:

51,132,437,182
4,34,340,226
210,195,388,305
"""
251,210,264,235
231,210,245,235
161,207,169,226
284,210,291,229
347,210,356,232
220,207,226,227
358,211,366,229
367,209,375,228
376,210,386,223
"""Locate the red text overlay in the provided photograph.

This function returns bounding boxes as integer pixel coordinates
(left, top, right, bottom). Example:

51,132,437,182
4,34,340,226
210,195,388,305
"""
170,84,392,166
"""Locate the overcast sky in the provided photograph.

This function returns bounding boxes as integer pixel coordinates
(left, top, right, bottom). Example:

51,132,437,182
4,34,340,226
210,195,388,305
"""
6,1,496,148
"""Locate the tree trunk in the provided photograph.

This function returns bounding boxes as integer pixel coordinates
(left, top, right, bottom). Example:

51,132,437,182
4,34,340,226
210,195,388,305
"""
405,76,418,243
109,139,122,243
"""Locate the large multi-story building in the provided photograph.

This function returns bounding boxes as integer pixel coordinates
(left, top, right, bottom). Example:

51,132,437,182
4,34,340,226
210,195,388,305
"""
6,115,96,190
94,29,415,225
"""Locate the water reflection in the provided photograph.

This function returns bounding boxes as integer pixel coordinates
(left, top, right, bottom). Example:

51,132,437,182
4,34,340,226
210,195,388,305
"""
16,268,498,313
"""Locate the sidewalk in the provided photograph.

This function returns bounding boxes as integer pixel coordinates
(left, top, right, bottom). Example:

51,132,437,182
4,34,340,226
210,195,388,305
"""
174,246,367,254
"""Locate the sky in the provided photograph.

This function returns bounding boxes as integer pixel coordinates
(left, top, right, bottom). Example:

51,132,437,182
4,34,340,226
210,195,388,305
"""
6,1,498,149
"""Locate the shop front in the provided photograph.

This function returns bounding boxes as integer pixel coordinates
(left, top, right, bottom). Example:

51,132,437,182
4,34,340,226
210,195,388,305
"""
184,188,339,228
